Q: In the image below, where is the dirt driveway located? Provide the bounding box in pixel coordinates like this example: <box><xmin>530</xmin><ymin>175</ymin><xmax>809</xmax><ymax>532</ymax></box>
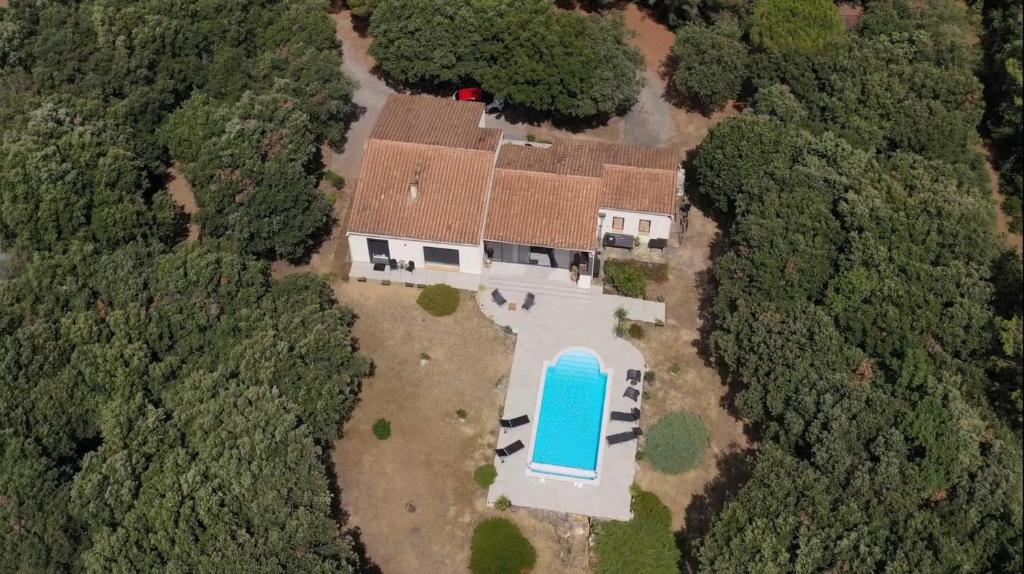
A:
<box><xmin>330</xmin><ymin>282</ymin><xmax>590</xmax><ymax>574</ymax></box>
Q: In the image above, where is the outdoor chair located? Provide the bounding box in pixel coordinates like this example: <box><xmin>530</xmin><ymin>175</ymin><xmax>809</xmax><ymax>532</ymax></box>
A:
<box><xmin>624</xmin><ymin>387</ymin><xmax>640</xmax><ymax>401</ymax></box>
<box><xmin>610</xmin><ymin>408</ymin><xmax>640</xmax><ymax>422</ymax></box>
<box><xmin>626</xmin><ymin>369</ymin><xmax>642</xmax><ymax>383</ymax></box>
<box><xmin>648</xmin><ymin>238</ymin><xmax>668</xmax><ymax>251</ymax></box>
<box><xmin>606</xmin><ymin>427</ymin><xmax>643</xmax><ymax>445</ymax></box>
<box><xmin>405</xmin><ymin>260</ymin><xmax>415</xmax><ymax>272</ymax></box>
<box><xmin>388</xmin><ymin>259</ymin><xmax>398</xmax><ymax>270</ymax></box>
<box><xmin>499</xmin><ymin>415</ymin><xmax>530</xmax><ymax>432</ymax></box>
<box><xmin>491</xmin><ymin>289</ymin><xmax>507</xmax><ymax>306</ymax></box>
<box><xmin>495</xmin><ymin>439</ymin><xmax>525</xmax><ymax>461</ymax></box>
<box><xmin>372</xmin><ymin>263</ymin><xmax>386</xmax><ymax>272</ymax></box>
<box><xmin>522</xmin><ymin>292</ymin><xmax>535</xmax><ymax>311</ymax></box>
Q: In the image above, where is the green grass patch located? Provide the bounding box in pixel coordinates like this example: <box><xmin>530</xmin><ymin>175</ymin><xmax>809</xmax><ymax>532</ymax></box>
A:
<box><xmin>470</xmin><ymin>517</ymin><xmax>536</xmax><ymax>574</ymax></box>
<box><xmin>372</xmin><ymin>418</ymin><xmax>391</xmax><ymax>440</ymax></box>
<box><xmin>594</xmin><ymin>489</ymin><xmax>680</xmax><ymax>574</ymax></box>
<box><xmin>645</xmin><ymin>411</ymin><xmax>710</xmax><ymax>474</ymax></box>
<box><xmin>416</xmin><ymin>284</ymin><xmax>460</xmax><ymax>316</ymax></box>
<box><xmin>474</xmin><ymin>463</ymin><xmax>497</xmax><ymax>488</ymax></box>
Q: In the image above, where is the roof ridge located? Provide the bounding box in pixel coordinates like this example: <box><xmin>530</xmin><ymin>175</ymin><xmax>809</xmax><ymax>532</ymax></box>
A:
<box><xmin>371</xmin><ymin>138</ymin><xmax>500</xmax><ymax>154</ymax></box>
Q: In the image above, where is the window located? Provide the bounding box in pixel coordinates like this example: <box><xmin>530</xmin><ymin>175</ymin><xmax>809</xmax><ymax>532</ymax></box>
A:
<box><xmin>423</xmin><ymin>246</ymin><xmax>460</xmax><ymax>267</ymax></box>
<box><xmin>638</xmin><ymin>219</ymin><xmax>651</xmax><ymax>234</ymax></box>
<box><xmin>612</xmin><ymin>216</ymin><xmax>624</xmax><ymax>231</ymax></box>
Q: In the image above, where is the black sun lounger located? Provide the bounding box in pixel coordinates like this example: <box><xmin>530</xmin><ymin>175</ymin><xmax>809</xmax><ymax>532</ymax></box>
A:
<box><xmin>522</xmin><ymin>292</ymin><xmax>535</xmax><ymax>311</ymax></box>
<box><xmin>606</xmin><ymin>427</ymin><xmax>643</xmax><ymax>445</ymax></box>
<box><xmin>495</xmin><ymin>440</ymin><xmax>525</xmax><ymax>461</ymax></box>
<box><xmin>492</xmin><ymin>289</ymin><xmax>507</xmax><ymax>306</ymax></box>
<box><xmin>624</xmin><ymin>386</ymin><xmax>640</xmax><ymax>401</ymax></box>
<box><xmin>499</xmin><ymin>415</ymin><xmax>530</xmax><ymax>432</ymax></box>
<box><xmin>610</xmin><ymin>408</ymin><xmax>640</xmax><ymax>422</ymax></box>
<box><xmin>626</xmin><ymin>369</ymin><xmax>642</xmax><ymax>383</ymax></box>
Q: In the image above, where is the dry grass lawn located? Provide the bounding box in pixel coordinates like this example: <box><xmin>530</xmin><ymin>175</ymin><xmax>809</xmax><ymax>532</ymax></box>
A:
<box><xmin>329</xmin><ymin>282</ymin><xmax>589</xmax><ymax>574</ymax></box>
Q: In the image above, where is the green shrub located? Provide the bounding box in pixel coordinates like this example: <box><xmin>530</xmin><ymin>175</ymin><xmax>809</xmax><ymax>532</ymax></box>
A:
<box><xmin>643</xmin><ymin>370</ymin><xmax>656</xmax><ymax>384</ymax></box>
<box><xmin>645</xmin><ymin>412</ymin><xmax>709</xmax><ymax>474</ymax></box>
<box><xmin>604</xmin><ymin>262</ymin><xmax>648</xmax><ymax>298</ymax></box>
<box><xmin>372</xmin><ymin>418</ymin><xmax>392</xmax><ymax>440</ymax></box>
<box><xmin>628</xmin><ymin>323</ymin><xmax>645</xmax><ymax>339</ymax></box>
<box><xmin>604</xmin><ymin>260</ymin><xmax>668</xmax><ymax>282</ymax></box>
<box><xmin>470</xmin><ymin>517</ymin><xmax>536</xmax><ymax>574</ymax></box>
<box><xmin>456</xmin><ymin>408</ymin><xmax>468</xmax><ymax>420</ymax></box>
<box><xmin>493</xmin><ymin>495</ymin><xmax>512</xmax><ymax>511</ymax></box>
<box><xmin>595</xmin><ymin>489</ymin><xmax>679</xmax><ymax>574</ymax></box>
<box><xmin>322</xmin><ymin>170</ymin><xmax>345</xmax><ymax>189</ymax></box>
<box><xmin>416</xmin><ymin>284</ymin><xmax>460</xmax><ymax>316</ymax></box>
<box><xmin>751</xmin><ymin>0</ymin><xmax>846</xmax><ymax>55</ymax></box>
<box><xmin>474</xmin><ymin>464</ymin><xmax>497</xmax><ymax>488</ymax></box>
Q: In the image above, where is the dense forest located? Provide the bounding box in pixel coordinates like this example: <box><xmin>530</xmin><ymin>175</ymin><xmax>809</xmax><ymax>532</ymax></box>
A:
<box><xmin>0</xmin><ymin>1</ymin><xmax>370</xmax><ymax>571</ymax></box>
<box><xmin>1</xmin><ymin>0</ymin><xmax>1022</xmax><ymax>572</ymax></box>
<box><xmin>684</xmin><ymin>0</ymin><xmax>1023</xmax><ymax>571</ymax></box>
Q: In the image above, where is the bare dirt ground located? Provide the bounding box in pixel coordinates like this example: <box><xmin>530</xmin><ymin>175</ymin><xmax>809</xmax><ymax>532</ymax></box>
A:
<box><xmin>166</xmin><ymin>164</ymin><xmax>199</xmax><ymax>243</ymax></box>
<box><xmin>329</xmin><ymin>282</ymin><xmax>588</xmax><ymax>574</ymax></box>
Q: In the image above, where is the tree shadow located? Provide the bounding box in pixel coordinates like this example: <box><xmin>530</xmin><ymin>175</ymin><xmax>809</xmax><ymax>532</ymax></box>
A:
<box><xmin>675</xmin><ymin>446</ymin><xmax>754</xmax><ymax>573</ymax></box>
<box><xmin>323</xmin><ymin>449</ymin><xmax>383</xmax><ymax>574</ymax></box>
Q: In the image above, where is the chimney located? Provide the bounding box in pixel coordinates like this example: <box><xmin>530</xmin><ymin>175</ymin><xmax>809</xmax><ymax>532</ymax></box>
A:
<box><xmin>409</xmin><ymin>177</ymin><xmax>419</xmax><ymax>202</ymax></box>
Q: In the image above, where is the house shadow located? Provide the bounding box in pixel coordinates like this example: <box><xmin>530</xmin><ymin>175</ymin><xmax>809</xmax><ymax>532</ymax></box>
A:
<box><xmin>675</xmin><ymin>446</ymin><xmax>754</xmax><ymax>573</ymax></box>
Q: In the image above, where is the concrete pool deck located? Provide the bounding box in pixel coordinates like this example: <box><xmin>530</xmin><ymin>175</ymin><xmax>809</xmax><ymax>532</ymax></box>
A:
<box><xmin>479</xmin><ymin>275</ymin><xmax>664</xmax><ymax>521</ymax></box>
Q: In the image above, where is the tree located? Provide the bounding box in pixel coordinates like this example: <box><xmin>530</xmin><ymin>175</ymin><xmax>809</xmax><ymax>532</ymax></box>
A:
<box><xmin>670</xmin><ymin>19</ymin><xmax>749</xmax><ymax>112</ymax></box>
<box><xmin>0</xmin><ymin>104</ymin><xmax>180</xmax><ymax>251</ymax></box>
<box><xmin>750</xmin><ymin>0</ymin><xmax>846</xmax><ymax>55</ymax></box>
<box><xmin>369</xmin><ymin>0</ymin><xmax>643</xmax><ymax>118</ymax></box>
<box><xmin>164</xmin><ymin>91</ymin><xmax>333</xmax><ymax>261</ymax></box>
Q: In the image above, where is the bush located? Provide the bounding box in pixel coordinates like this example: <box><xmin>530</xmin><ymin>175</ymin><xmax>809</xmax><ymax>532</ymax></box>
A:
<box><xmin>416</xmin><ymin>284</ymin><xmax>460</xmax><ymax>316</ymax></box>
<box><xmin>372</xmin><ymin>418</ymin><xmax>392</xmax><ymax>440</ymax></box>
<box><xmin>322</xmin><ymin>170</ymin><xmax>345</xmax><ymax>189</ymax></box>
<box><xmin>470</xmin><ymin>518</ymin><xmax>536</xmax><ymax>574</ymax></box>
<box><xmin>671</xmin><ymin>20</ymin><xmax>749</xmax><ymax>112</ymax></box>
<box><xmin>751</xmin><ymin>0</ymin><xmax>846</xmax><ymax>55</ymax></box>
<box><xmin>493</xmin><ymin>495</ymin><xmax>512</xmax><ymax>511</ymax></box>
<box><xmin>628</xmin><ymin>323</ymin><xmax>645</xmax><ymax>339</ymax></box>
<box><xmin>474</xmin><ymin>464</ymin><xmax>497</xmax><ymax>488</ymax></box>
<box><xmin>595</xmin><ymin>489</ymin><xmax>679</xmax><ymax>574</ymax></box>
<box><xmin>605</xmin><ymin>263</ymin><xmax>647</xmax><ymax>299</ymax></box>
<box><xmin>645</xmin><ymin>412</ymin><xmax>709</xmax><ymax>474</ymax></box>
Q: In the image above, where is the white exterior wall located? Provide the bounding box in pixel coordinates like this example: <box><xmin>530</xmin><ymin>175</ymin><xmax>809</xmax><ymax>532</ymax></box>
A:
<box><xmin>597</xmin><ymin>209</ymin><xmax>673</xmax><ymax>240</ymax></box>
<box><xmin>348</xmin><ymin>233</ymin><xmax>484</xmax><ymax>275</ymax></box>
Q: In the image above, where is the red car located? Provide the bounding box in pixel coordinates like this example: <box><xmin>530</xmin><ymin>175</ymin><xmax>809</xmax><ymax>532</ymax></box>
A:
<box><xmin>453</xmin><ymin>87</ymin><xmax>485</xmax><ymax>102</ymax></box>
<box><xmin>452</xmin><ymin>88</ymin><xmax>505</xmax><ymax>113</ymax></box>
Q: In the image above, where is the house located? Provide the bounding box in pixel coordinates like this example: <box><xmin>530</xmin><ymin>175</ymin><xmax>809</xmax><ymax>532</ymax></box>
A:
<box><xmin>347</xmin><ymin>95</ymin><xmax>682</xmax><ymax>289</ymax></box>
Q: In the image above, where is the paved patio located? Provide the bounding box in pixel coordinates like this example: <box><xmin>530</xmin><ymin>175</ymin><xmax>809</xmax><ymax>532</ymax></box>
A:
<box><xmin>479</xmin><ymin>267</ymin><xmax>665</xmax><ymax>520</ymax></box>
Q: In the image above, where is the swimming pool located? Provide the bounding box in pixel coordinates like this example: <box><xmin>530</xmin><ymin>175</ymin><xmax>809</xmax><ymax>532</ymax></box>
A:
<box><xmin>528</xmin><ymin>348</ymin><xmax>610</xmax><ymax>480</ymax></box>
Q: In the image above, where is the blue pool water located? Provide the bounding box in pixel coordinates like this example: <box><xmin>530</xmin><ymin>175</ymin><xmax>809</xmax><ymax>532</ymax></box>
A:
<box><xmin>531</xmin><ymin>349</ymin><xmax>608</xmax><ymax>473</ymax></box>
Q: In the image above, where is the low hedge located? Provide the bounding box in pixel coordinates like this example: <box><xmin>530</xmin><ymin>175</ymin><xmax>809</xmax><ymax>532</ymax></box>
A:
<box><xmin>470</xmin><ymin>518</ymin><xmax>536</xmax><ymax>574</ymax></box>
<box><xmin>416</xmin><ymin>284</ymin><xmax>460</xmax><ymax>316</ymax></box>
<box><xmin>604</xmin><ymin>262</ymin><xmax>647</xmax><ymax>298</ymax></box>
<box><xmin>645</xmin><ymin>411</ymin><xmax>710</xmax><ymax>474</ymax></box>
<box><xmin>474</xmin><ymin>464</ymin><xmax>497</xmax><ymax>489</ymax></box>
<box><xmin>594</xmin><ymin>489</ymin><xmax>680</xmax><ymax>574</ymax></box>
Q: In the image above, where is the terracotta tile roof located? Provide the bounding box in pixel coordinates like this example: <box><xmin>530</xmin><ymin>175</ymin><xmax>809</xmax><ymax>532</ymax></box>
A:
<box><xmin>483</xmin><ymin>170</ymin><xmax>602</xmax><ymax>251</ymax></box>
<box><xmin>497</xmin><ymin>138</ymin><xmax>678</xmax><ymax>177</ymax></box>
<box><xmin>601</xmin><ymin>166</ymin><xmax>678</xmax><ymax>214</ymax></box>
<box><xmin>496</xmin><ymin>138</ymin><xmax>678</xmax><ymax>215</ymax></box>
<box><xmin>371</xmin><ymin>94</ymin><xmax>501</xmax><ymax>151</ymax></box>
<box><xmin>348</xmin><ymin>139</ymin><xmax>497</xmax><ymax>244</ymax></box>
